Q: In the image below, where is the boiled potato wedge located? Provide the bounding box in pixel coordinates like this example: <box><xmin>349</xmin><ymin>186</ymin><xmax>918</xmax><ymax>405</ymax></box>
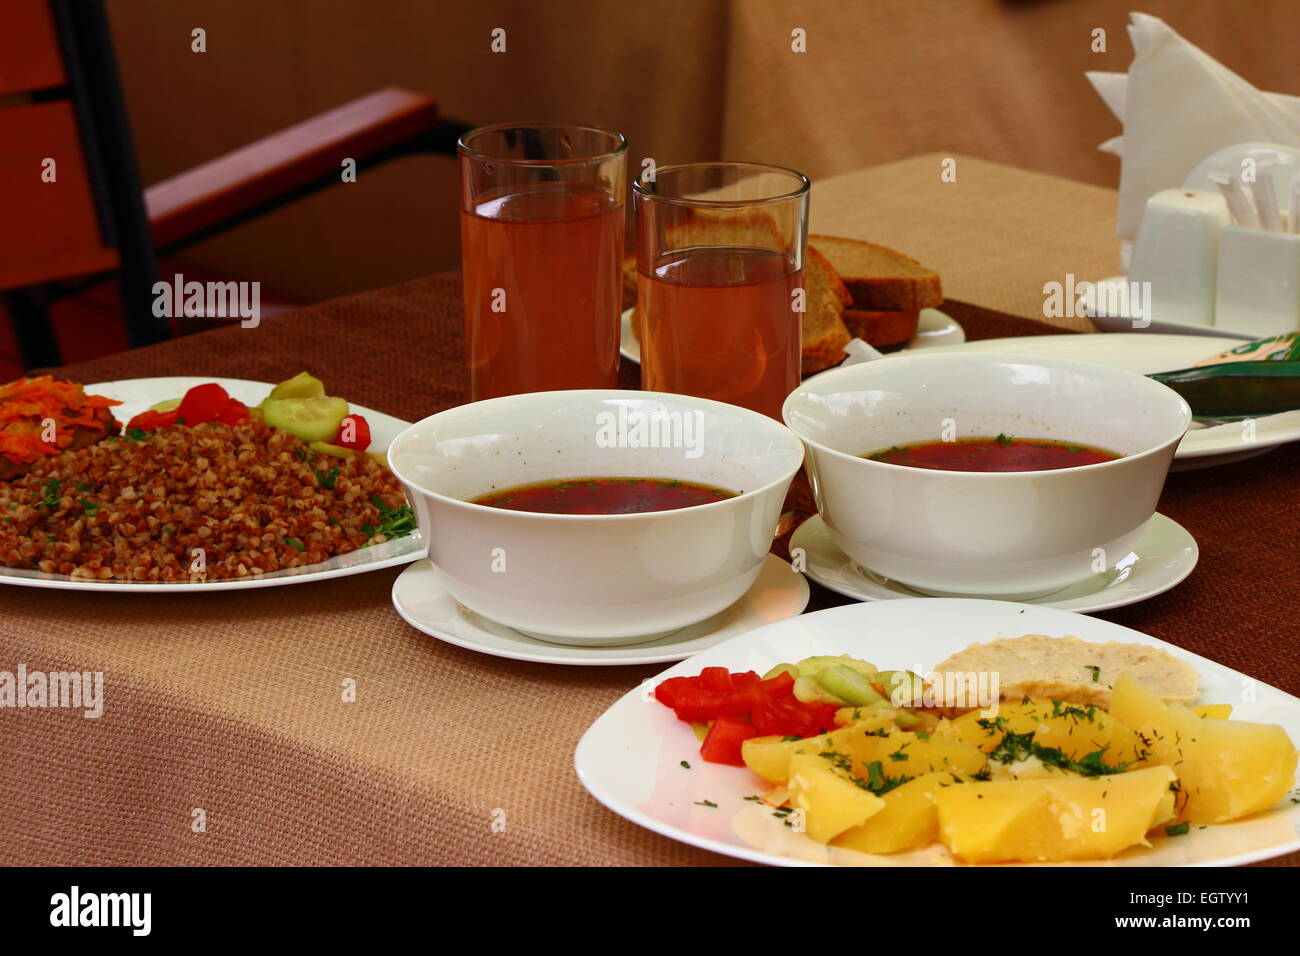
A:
<box><xmin>833</xmin><ymin>772</ymin><xmax>947</xmax><ymax>855</ymax></box>
<box><xmin>843</xmin><ymin>730</ymin><xmax>988</xmax><ymax>780</ymax></box>
<box><xmin>787</xmin><ymin>752</ymin><xmax>884</xmax><ymax>843</ymax></box>
<box><xmin>935</xmin><ymin>765</ymin><xmax>1177</xmax><ymax>863</ymax></box>
<box><xmin>940</xmin><ymin>697</ymin><xmax>1147</xmax><ymax>768</ymax></box>
<box><xmin>1110</xmin><ymin>671</ymin><xmax>1298</xmax><ymax>824</ymax></box>
<box><xmin>742</xmin><ymin>714</ymin><xmax>896</xmax><ymax>783</ymax></box>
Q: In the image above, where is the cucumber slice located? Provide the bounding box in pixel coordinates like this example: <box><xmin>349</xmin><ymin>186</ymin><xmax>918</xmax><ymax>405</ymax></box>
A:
<box><xmin>814</xmin><ymin>665</ymin><xmax>886</xmax><ymax>706</ymax></box>
<box><xmin>149</xmin><ymin>398</ymin><xmax>181</xmax><ymax>413</ymax></box>
<box><xmin>266</xmin><ymin>371</ymin><xmax>326</xmax><ymax>402</ymax></box>
<box><xmin>794</xmin><ymin>655</ymin><xmax>876</xmax><ymax>677</ymax></box>
<box><xmin>793</xmin><ymin>675</ymin><xmax>847</xmax><ymax>705</ymax></box>
<box><xmin>762</xmin><ymin>663</ymin><xmax>800</xmax><ymax>681</ymax></box>
<box><xmin>309</xmin><ymin>440</ymin><xmax>360</xmax><ymax>460</ymax></box>
<box><xmin>875</xmin><ymin>670</ymin><xmax>925</xmax><ymax>707</ymax></box>
<box><xmin>857</xmin><ymin>699</ymin><xmax>925</xmax><ymax>729</ymax></box>
<box><xmin>261</xmin><ymin>396</ymin><xmax>349</xmax><ymax>443</ymax></box>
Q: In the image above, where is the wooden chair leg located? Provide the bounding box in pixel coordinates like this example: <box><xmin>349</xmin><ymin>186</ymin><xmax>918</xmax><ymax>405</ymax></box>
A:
<box><xmin>5</xmin><ymin>287</ymin><xmax>62</xmax><ymax>371</ymax></box>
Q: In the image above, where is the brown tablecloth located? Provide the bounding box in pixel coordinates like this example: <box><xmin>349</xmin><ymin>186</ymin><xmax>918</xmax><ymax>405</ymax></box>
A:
<box><xmin>1</xmin><ymin>271</ymin><xmax>1296</xmax><ymax>866</ymax></box>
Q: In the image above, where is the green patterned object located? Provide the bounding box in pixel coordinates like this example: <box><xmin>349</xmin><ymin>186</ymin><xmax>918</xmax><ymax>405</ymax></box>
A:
<box><xmin>1149</xmin><ymin>334</ymin><xmax>1300</xmax><ymax>418</ymax></box>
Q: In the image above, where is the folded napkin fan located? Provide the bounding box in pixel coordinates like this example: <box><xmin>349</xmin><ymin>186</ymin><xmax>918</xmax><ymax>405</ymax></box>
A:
<box><xmin>1087</xmin><ymin>12</ymin><xmax>1300</xmax><ymax>242</ymax></box>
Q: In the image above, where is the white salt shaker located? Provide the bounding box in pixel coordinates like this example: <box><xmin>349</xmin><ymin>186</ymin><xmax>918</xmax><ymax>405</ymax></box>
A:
<box><xmin>1127</xmin><ymin>188</ymin><xmax>1228</xmax><ymax>327</ymax></box>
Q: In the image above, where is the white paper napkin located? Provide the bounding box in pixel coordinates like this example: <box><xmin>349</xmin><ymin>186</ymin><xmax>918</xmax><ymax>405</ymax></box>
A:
<box><xmin>1086</xmin><ymin>12</ymin><xmax>1300</xmax><ymax>241</ymax></box>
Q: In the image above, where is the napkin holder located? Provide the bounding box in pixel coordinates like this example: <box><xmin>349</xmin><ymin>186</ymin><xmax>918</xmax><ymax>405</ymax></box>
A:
<box><xmin>1215</xmin><ymin>225</ymin><xmax>1300</xmax><ymax>336</ymax></box>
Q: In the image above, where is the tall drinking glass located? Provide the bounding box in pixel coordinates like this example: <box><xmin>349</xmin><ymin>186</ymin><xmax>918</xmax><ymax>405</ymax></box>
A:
<box><xmin>459</xmin><ymin>123</ymin><xmax>627</xmax><ymax>401</ymax></box>
<box><xmin>633</xmin><ymin>162</ymin><xmax>809</xmax><ymax>419</ymax></box>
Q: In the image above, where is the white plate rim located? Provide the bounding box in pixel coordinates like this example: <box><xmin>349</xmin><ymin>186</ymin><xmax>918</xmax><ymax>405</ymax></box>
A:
<box><xmin>574</xmin><ymin>598</ymin><xmax>1300</xmax><ymax>867</ymax></box>
<box><xmin>789</xmin><ymin>512</ymin><xmax>1198</xmax><ymax>614</ymax></box>
<box><xmin>0</xmin><ymin>376</ymin><xmax>423</xmax><ymax>592</ymax></box>
<box><xmin>390</xmin><ymin>552</ymin><xmax>810</xmax><ymax>666</ymax></box>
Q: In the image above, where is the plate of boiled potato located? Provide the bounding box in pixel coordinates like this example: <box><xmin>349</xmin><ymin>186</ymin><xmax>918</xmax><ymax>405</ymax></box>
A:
<box><xmin>575</xmin><ymin>599</ymin><xmax>1300</xmax><ymax>866</ymax></box>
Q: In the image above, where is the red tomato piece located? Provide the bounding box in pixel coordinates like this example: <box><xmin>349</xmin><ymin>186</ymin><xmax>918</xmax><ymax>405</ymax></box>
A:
<box><xmin>176</xmin><ymin>383</ymin><xmax>231</xmax><ymax>425</ymax></box>
<box><xmin>214</xmin><ymin>397</ymin><xmax>250</xmax><ymax>426</ymax></box>
<box><xmin>670</xmin><ymin>689</ymin><xmax>731</xmax><ymax>723</ymax></box>
<box><xmin>332</xmin><ymin>413</ymin><xmax>372</xmax><ymax>451</ymax></box>
<box><xmin>698</xmin><ymin>667</ymin><xmax>733</xmax><ymax>692</ymax></box>
<box><xmin>654</xmin><ymin>676</ymin><xmax>695</xmax><ymax>709</ymax></box>
<box><xmin>125</xmin><ymin>408</ymin><xmax>180</xmax><ymax>432</ymax></box>
<box><xmin>699</xmin><ymin>716</ymin><xmax>759</xmax><ymax>766</ymax></box>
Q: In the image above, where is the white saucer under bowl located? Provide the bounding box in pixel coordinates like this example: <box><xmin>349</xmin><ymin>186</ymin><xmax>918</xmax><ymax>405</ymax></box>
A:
<box><xmin>789</xmin><ymin>513</ymin><xmax>1197</xmax><ymax>614</ymax></box>
<box><xmin>391</xmin><ymin>553</ymin><xmax>810</xmax><ymax>666</ymax></box>
<box><xmin>618</xmin><ymin>307</ymin><xmax>964</xmax><ymax>365</ymax></box>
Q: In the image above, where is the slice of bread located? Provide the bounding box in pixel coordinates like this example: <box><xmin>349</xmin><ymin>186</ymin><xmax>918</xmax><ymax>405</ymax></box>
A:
<box><xmin>810</xmin><ymin>234</ymin><xmax>943</xmax><ymax>312</ymax></box>
<box><xmin>840</xmin><ymin>308</ymin><xmax>920</xmax><ymax>348</ymax></box>
<box><xmin>801</xmin><ymin>245</ymin><xmax>852</xmax><ymax>374</ymax></box>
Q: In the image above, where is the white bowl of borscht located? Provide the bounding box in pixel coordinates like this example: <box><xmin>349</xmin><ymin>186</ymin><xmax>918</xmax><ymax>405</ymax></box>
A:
<box><xmin>387</xmin><ymin>390</ymin><xmax>804</xmax><ymax>645</ymax></box>
<box><xmin>782</xmin><ymin>352</ymin><xmax>1191</xmax><ymax>599</ymax></box>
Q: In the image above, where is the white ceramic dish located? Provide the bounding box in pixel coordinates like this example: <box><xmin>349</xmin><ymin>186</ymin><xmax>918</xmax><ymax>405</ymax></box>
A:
<box><xmin>783</xmin><ymin>352</ymin><xmax>1191</xmax><ymax>599</ymax></box>
<box><xmin>575</xmin><ymin>599</ymin><xmax>1300</xmax><ymax>867</ymax></box>
<box><xmin>913</xmin><ymin>333</ymin><xmax>1300</xmax><ymax>465</ymax></box>
<box><xmin>790</xmin><ymin>512</ymin><xmax>1198</xmax><ymax>613</ymax></box>
<box><xmin>618</xmin><ymin>307</ymin><xmax>964</xmax><ymax>365</ymax></box>
<box><xmin>387</xmin><ymin>390</ymin><xmax>804</xmax><ymax>645</ymax></box>
<box><xmin>1085</xmin><ymin>276</ymin><xmax>1262</xmax><ymax>338</ymax></box>
<box><xmin>0</xmin><ymin>376</ymin><xmax>422</xmax><ymax>593</ymax></box>
<box><xmin>391</xmin><ymin>553</ymin><xmax>808</xmax><ymax>666</ymax></box>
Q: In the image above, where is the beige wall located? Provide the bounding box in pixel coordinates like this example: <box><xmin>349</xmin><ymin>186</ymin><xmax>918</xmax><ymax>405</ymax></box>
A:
<box><xmin>106</xmin><ymin>0</ymin><xmax>729</xmax><ymax>301</ymax></box>
<box><xmin>106</xmin><ymin>0</ymin><xmax>1300</xmax><ymax>302</ymax></box>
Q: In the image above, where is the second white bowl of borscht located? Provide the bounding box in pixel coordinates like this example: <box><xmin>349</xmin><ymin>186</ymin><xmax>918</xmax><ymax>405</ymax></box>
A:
<box><xmin>782</xmin><ymin>352</ymin><xmax>1192</xmax><ymax>599</ymax></box>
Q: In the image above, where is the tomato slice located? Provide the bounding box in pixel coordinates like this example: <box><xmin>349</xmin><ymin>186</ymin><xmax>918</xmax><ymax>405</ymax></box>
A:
<box><xmin>332</xmin><ymin>413</ymin><xmax>372</xmax><ymax>451</ymax></box>
<box><xmin>214</xmin><ymin>397</ymin><xmax>250</xmax><ymax>426</ymax></box>
<box><xmin>125</xmin><ymin>408</ymin><xmax>180</xmax><ymax>432</ymax></box>
<box><xmin>669</xmin><ymin>689</ymin><xmax>732</xmax><ymax>723</ymax></box>
<box><xmin>699</xmin><ymin>716</ymin><xmax>759</xmax><ymax>766</ymax></box>
<box><xmin>176</xmin><ymin>383</ymin><xmax>231</xmax><ymax>425</ymax></box>
<box><xmin>698</xmin><ymin>667</ymin><xmax>733</xmax><ymax>692</ymax></box>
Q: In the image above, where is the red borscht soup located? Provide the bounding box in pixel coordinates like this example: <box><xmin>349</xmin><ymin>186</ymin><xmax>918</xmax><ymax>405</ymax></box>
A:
<box><xmin>472</xmin><ymin>477</ymin><xmax>737</xmax><ymax>514</ymax></box>
<box><xmin>866</xmin><ymin>435</ymin><xmax>1120</xmax><ymax>472</ymax></box>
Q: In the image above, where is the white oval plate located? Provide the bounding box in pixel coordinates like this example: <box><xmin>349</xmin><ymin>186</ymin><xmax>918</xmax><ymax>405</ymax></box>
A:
<box><xmin>575</xmin><ymin>599</ymin><xmax>1300</xmax><ymax>867</ymax></box>
<box><xmin>790</xmin><ymin>512</ymin><xmax>1197</xmax><ymax>614</ymax></box>
<box><xmin>619</xmin><ymin>307</ymin><xmax>964</xmax><ymax>365</ymax></box>
<box><xmin>914</xmin><ymin>333</ymin><xmax>1300</xmax><ymax>462</ymax></box>
<box><xmin>0</xmin><ymin>376</ymin><xmax>422</xmax><ymax>592</ymax></box>
<box><xmin>392</xmin><ymin>553</ymin><xmax>809</xmax><ymax>666</ymax></box>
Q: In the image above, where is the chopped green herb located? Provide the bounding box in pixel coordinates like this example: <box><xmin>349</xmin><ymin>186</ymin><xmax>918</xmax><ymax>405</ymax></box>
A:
<box><xmin>694</xmin><ymin>799</ymin><xmax>717</xmax><ymax>809</ymax></box>
<box><xmin>39</xmin><ymin>478</ymin><xmax>62</xmax><ymax>508</ymax></box>
<box><xmin>1165</xmin><ymin>821</ymin><xmax>1190</xmax><ymax>837</ymax></box>
<box><xmin>1088</xmin><ymin>665</ymin><xmax>1101</xmax><ymax>682</ymax></box>
<box><xmin>79</xmin><ymin>499</ymin><xmax>100</xmax><ymax>518</ymax></box>
<box><xmin>361</xmin><ymin>499</ymin><xmax>416</xmax><ymax>543</ymax></box>
<box><xmin>284</xmin><ymin>536</ymin><xmax>306</xmax><ymax>552</ymax></box>
<box><xmin>75</xmin><ymin>482</ymin><xmax>91</xmax><ymax>492</ymax></box>
<box><xmin>123</xmin><ymin>426</ymin><xmax>149</xmax><ymax>442</ymax></box>
<box><xmin>314</xmin><ymin>465</ymin><xmax>340</xmax><ymax>490</ymax></box>
<box><xmin>679</xmin><ymin>760</ymin><xmax>691</xmax><ymax>770</ymax></box>
<box><xmin>995</xmin><ymin>433</ymin><xmax>1013</xmax><ymax>446</ymax></box>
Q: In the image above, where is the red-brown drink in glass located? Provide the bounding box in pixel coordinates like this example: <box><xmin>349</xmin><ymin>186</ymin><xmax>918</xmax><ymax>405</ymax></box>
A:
<box><xmin>638</xmin><ymin>245</ymin><xmax>802</xmax><ymax>420</ymax></box>
<box><xmin>461</xmin><ymin>183</ymin><xmax>622</xmax><ymax>400</ymax></box>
